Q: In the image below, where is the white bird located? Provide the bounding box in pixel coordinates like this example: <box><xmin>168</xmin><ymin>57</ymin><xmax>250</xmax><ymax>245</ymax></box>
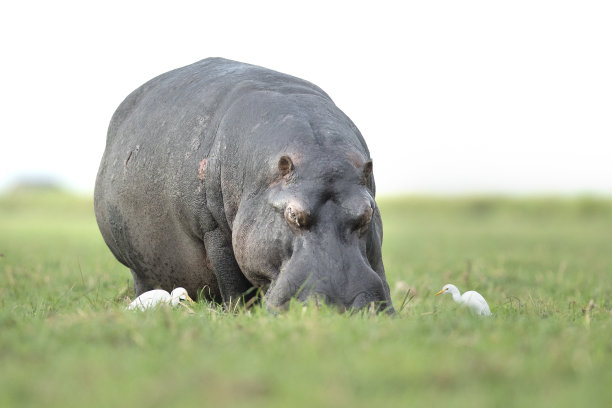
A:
<box><xmin>126</xmin><ymin>287</ymin><xmax>194</xmax><ymax>311</ymax></box>
<box><xmin>435</xmin><ymin>283</ymin><xmax>491</xmax><ymax>316</ymax></box>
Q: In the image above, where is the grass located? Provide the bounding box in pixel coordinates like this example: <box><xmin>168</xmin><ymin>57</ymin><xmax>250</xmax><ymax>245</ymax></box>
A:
<box><xmin>1</xmin><ymin>189</ymin><xmax>611</xmax><ymax>407</ymax></box>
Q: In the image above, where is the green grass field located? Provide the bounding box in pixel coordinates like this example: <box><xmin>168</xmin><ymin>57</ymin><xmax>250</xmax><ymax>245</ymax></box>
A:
<box><xmin>1</xmin><ymin>189</ymin><xmax>611</xmax><ymax>407</ymax></box>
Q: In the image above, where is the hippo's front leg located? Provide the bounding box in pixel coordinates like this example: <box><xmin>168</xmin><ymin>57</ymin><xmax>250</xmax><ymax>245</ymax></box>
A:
<box><xmin>203</xmin><ymin>228</ymin><xmax>254</xmax><ymax>306</ymax></box>
<box><xmin>130</xmin><ymin>269</ymin><xmax>154</xmax><ymax>296</ymax></box>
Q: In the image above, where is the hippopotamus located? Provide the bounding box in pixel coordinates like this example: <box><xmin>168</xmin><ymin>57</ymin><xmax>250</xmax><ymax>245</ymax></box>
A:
<box><xmin>94</xmin><ymin>57</ymin><xmax>394</xmax><ymax>312</ymax></box>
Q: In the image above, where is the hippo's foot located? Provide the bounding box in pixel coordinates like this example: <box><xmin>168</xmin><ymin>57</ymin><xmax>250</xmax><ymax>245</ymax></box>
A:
<box><xmin>203</xmin><ymin>229</ymin><xmax>255</xmax><ymax>309</ymax></box>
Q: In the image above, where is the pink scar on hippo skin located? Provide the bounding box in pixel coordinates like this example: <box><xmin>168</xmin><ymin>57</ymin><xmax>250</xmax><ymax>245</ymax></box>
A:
<box><xmin>198</xmin><ymin>158</ymin><xmax>208</xmax><ymax>180</ymax></box>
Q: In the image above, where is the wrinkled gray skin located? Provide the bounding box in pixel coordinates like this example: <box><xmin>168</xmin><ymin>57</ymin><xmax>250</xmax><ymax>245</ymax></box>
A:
<box><xmin>95</xmin><ymin>58</ymin><xmax>394</xmax><ymax>313</ymax></box>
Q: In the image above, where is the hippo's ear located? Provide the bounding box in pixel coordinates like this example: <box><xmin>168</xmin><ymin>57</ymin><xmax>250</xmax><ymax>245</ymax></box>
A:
<box><xmin>363</xmin><ymin>160</ymin><xmax>373</xmax><ymax>179</ymax></box>
<box><xmin>278</xmin><ymin>155</ymin><xmax>294</xmax><ymax>177</ymax></box>
<box><xmin>363</xmin><ymin>160</ymin><xmax>373</xmax><ymax>190</ymax></box>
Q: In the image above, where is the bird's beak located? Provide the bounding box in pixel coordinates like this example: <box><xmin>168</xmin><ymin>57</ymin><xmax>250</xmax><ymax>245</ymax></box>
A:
<box><xmin>185</xmin><ymin>295</ymin><xmax>195</xmax><ymax>304</ymax></box>
<box><xmin>435</xmin><ymin>289</ymin><xmax>445</xmax><ymax>296</ymax></box>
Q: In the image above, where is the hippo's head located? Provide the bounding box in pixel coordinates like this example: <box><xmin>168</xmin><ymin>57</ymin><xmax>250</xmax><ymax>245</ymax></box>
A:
<box><xmin>231</xmin><ymin>144</ymin><xmax>394</xmax><ymax>313</ymax></box>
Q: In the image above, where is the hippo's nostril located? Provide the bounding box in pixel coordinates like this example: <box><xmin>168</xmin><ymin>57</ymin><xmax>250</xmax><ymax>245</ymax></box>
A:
<box><xmin>349</xmin><ymin>291</ymin><xmax>392</xmax><ymax>314</ymax></box>
<box><xmin>350</xmin><ymin>292</ymin><xmax>382</xmax><ymax>311</ymax></box>
<box><xmin>350</xmin><ymin>292</ymin><xmax>367</xmax><ymax>310</ymax></box>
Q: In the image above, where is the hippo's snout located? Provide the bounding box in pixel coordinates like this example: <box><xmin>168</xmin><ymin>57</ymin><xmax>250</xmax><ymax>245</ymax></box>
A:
<box><xmin>264</xmin><ymin>260</ymin><xmax>394</xmax><ymax>314</ymax></box>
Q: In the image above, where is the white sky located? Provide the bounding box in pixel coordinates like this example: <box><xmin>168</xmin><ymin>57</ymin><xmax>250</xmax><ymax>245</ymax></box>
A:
<box><xmin>1</xmin><ymin>1</ymin><xmax>610</xmax><ymax>195</ymax></box>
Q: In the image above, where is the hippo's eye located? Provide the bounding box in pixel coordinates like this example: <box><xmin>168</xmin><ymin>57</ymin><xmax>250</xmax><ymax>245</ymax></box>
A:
<box><xmin>355</xmin><ymin>207</ymin><xmax>373</xmax><ymax>236</ymax></box>
<box><xmin>287</xmin><ymin>207</ymin><xmax>299</xmax><ymax>226</ymax></box>
<box><xmin>285</xmin><ymin>205</ymin><xmax>309</xmax><ymax>229</ymax></box>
